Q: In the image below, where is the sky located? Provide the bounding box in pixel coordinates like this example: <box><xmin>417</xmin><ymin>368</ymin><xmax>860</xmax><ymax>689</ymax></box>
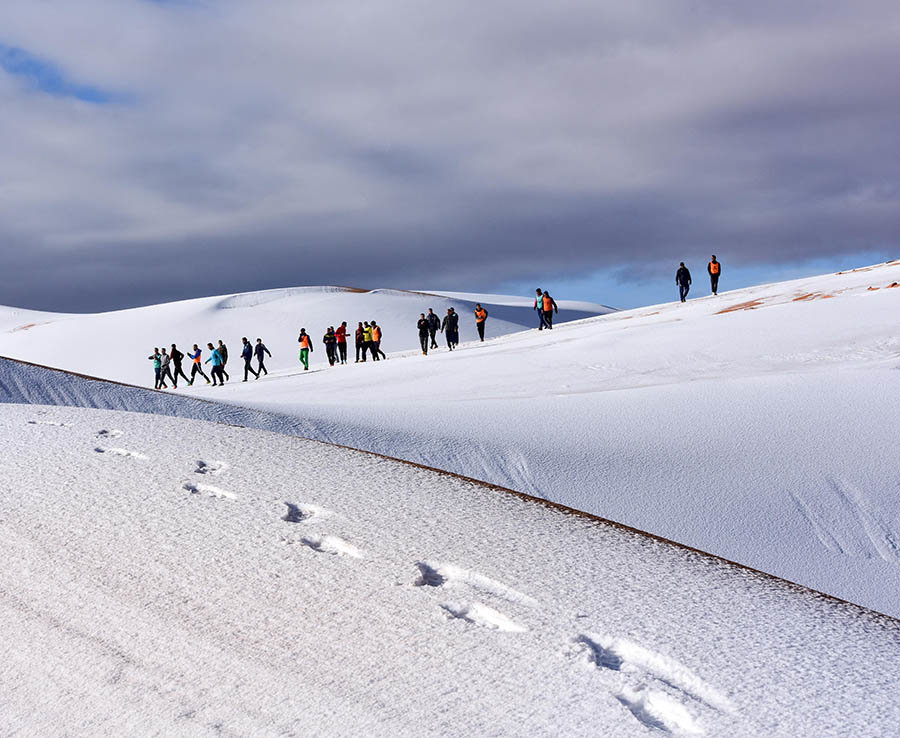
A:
<box><xmin>1</xmin><ymin>1</ymin><xmax>898</xmax><ymax>312</ymax></box>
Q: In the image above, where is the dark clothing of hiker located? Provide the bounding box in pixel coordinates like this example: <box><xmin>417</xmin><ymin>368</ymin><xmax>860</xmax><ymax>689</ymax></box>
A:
<box><xmin>708</xmin><ymin>260</ymin><xmax>721</xmax><ymax>295</ymax></box>
<box><xmin>241</xmin><ymin>343</ymin><xmax>259</xmax><ymax>381</ymax></box>
<box><xmin>427</xmin><ymin>313</ymin><xmax>440</xmax><ymax>348</ymax></box>
<box><xmin>355</xmin><ymin>326</ymin><xmax>366</xmax><ymax>362</ymax></box>
<box><xmin>442</xmin><ymin>312</ymin><xmax>460</xmax><ymax>349</ymax></box>
<box><xmin>255</xmin><ymin>342</ymin><xmax>271</xmax><ymax>375</ymax></box>
<box><xmin>159</xmin><ymin>353</ymin><xmax>175</xmax><ymax>388</ymax></box>
<box><xmin>217</xmin><ymin>344</ymin><xmax>230</xmax><ymax>381</ymax></box>
<box><xmin>418</xmin><ymin>318</ymin><xmax>430</xmax><ymax>354</ymax></box>
<box><xmin>676</xmin><ymin>266</ymin><xmax>692</xmax><ymax>302</ymax></box>
<box><xmin>171</xmin><ymin>348</ymin><xmax>190</xmax><ymax>385</ymax></box>
<box><xmin>323</xmin><ymin>332</ymin><xmax>338</xmax><ymax>366</ymax></box>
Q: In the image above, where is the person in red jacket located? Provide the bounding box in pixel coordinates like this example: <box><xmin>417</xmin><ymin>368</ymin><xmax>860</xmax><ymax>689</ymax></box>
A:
<box><xmin>335</xmin><ymin>321</ymin><xmax>348</xmax><ymax>364</ymax></box>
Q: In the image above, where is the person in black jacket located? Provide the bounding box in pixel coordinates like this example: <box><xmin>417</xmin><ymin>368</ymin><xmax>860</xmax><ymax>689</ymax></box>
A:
<box><xmin>676</xmin><ymin>262</ymin><xmax>692</xmax><ymax>302</ymax></box>
<box><xmin>708</xmin><ymin>255</ymin><xmax>722</xmax><ymax>295</ymax></box>
<box><xmin>426</xmin><ymin>308</ymin><xmax>441</xmax><ymax>349</ymax></box>
<box><xmin>441</xmin><ymin>308</ymin><xmax>459</xmax><ymax>350</ymax></box>
<box><xmin>170</xmin><ymin>344</ymin><xmax>190</xmax><ymax>387</ymax></box>
<box><xmin>417</xmin><ymin>313</ymin><xmax>430</xmax><ymax>354</ymax></box>
<box><xmin>217</xmin><ymin>340</ymin><xmax>230</xmax><ymax>381</ymax></box>
<box><xmin>355</xmin><ymin>322</ymin><xmax>366</xmax><ymax>362</ymax></box>
<box><xmin>241</xmin><ymin>337</ymin><xmax>259</xmax><ymax>381</ymax></box>
<box><xmin>323</xmin><ymin>327</ymin><xmax>338</xmax><ymax>366</ymax></box>
<box><xmin>254</xmin><ymin>338</ymin><xmax>272</xmax><ymax>377</ymax></box>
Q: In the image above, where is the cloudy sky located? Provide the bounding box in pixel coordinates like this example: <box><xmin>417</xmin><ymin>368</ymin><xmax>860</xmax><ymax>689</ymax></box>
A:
<box><xmin>1</xmin><ymin>1</ymin><xmax>898</xmax><ymax>311</ymax></box>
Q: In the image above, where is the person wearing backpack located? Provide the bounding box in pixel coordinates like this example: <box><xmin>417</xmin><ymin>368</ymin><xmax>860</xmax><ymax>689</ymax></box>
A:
<box><xmin>371</xmin><ymin>321</ymin><xmax>386</xmax><ymax>360</ymax></box>
<box><xmin>541</xmin><ymin>291</ymin><xmax>559</xmax><ymax>329</ymax></box>
<box><xmin>335</xmin><ymin>322</ymin><xmax>348</xmax><ymax>364</ymax></box>
<box><xmin>298</xmin><ymin>329</ymin><xmax>313</xmax><ymax>370</ymax></box>
<box><xmin>159</xmin><ymin>348</ymin><xmax>176</xmax><ymax>389</ymax></box>
<box><xmin>205</xmin><ymin>342</ymin><xmax>225</xmax><ymax>385</ymax></box>
<box><xmin>254</xmin><ymin>338</ymin><xmax>272</xmax><ymax>376</ymax></box>
<box><xmin>474</xmin><ymin>304</ymin><xmax>488</xmax><ymax>341</ymax></box>
<box><xmin>148</xmin><ymin>348</ymin><xmax>163</xmax><ymax>389</ymax></box>
<box><xmin>187</xmin><ymin>344</ymin><xmax>210</xmax><ymax>385</ymax></box>
<box><xmin>241</xmin><ymin>337</ymin><xmax>259</xmax><ymax>381</ymax></box>
<box><xmin>417</xmin><ymin>313</ymin><xmax>431</xmax><ymax>355</ymax></box>
<box><xmin>441</xmin><ymin>308</ymin><xmax>459</xmax><ymax>349</ymax></box>
<box><xmin>323</xmin><ymin>327</ymin><xmax>338</xmax><ymax>366</ymax></box>
<box><xmin>708</xmin><ymin>255</ymin><xmax>722</xmax><ymax>295</ymax></box>
<box><xmin>426</xmin><ymin>308</ymin><xmax>441</xmax><ymax>349</ymax></box>
<box><xmin>676</xmin><ymin>262</ymin><xmax>692</xmax><ymax>303</ymax></box>
<box><xmin>170</xmin><ymin>344</ymin><xmax>190</xmax><ymax>387</ymax></box>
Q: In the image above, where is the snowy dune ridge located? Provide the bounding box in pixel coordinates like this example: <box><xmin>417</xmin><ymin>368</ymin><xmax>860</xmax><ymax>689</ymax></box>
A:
<box><xmin>2</xmin><ymin>402</ymin><xmax>899</xmax><ymax>737</ymax></box>
<box><xmin>0</xmin><ymin>286</ymin><xmax>612</xmax><ymax>386</ymax></box>
<box><xmin>2</xmin><ymin>263</ymin><xmax>900</xmax><ymax>617</ymax></box>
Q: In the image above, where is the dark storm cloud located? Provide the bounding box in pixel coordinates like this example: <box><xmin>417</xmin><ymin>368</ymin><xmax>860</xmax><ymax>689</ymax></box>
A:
<box><xmin>0</xmin><ymin>1</ymin><xmax>898</xmax><ymax>310</ymax></box>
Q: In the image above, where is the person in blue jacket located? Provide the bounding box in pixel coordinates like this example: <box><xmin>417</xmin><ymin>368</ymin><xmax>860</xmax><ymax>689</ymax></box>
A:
<box><xmin>148</xmin><ymin>348</ymin><xmax>163</xmax><ymax>389</ymax></box>
<box><xmin>241</xmin><ymin>337</ymin><xmax>259</xmax><ymax>381</ymax></box>
<box><xmin>205</xmin><ymin>342</ymin><xmax>225</xmax><ymax>386</ymax></box>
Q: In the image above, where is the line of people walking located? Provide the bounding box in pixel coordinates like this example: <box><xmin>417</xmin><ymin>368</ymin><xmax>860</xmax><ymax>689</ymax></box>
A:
<box><xmin>149</xmin><ymin>338</ymin><xmax>272</xmax><ymax>389</ymax></box>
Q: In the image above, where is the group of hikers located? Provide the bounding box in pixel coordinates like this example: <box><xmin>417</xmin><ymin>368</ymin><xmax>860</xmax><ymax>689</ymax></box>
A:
<box><xmin>146</xmin><ymin>266</ymin><xmax>724</xmax><ymax>388</ymax></box>
<box><xmin>148</xmin><ymin>337</ymin><xmax>272</xmax><ymax>389</ymax></box>
<box><xmin>676</xmin><ymin>256</ymin><xmax>722</xmax><ymax>302</ymax></box>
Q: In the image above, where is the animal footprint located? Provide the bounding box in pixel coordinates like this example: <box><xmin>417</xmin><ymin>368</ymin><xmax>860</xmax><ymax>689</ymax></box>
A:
<box><xmin>301</xmin><ymin>535</ymin><xmax>363</xmax><ymax>558</ymax></box>
<box><xmin>414</xmin><ymin>561</ymin><xmax>535</xmax><ymax>605</ymax></box>
<box><xmin>182</xmin><ymin>481</ymin><xmax>237</xmax><ymax>500</ymax></box>
<box><xmin>282</xmin><ymin>502</ymin><xmax>332</xmax><ymax>523</ymax></box>
<box><xmin>441</xmin><ymin>602</ymin><xmax>527</xmax><ymax>633</ymax></box>
<box><xmin>97</xmin><ymin>429</ymin><xmax>123</xmax><ymax>438</ymax></box>
<box><xmin>194</xmin><ymin>460</ymin><xmax>228</xmax><ymax>476</ymax></box>
<box><xmin>95</xmin><ymin>447</ymin><xmax>148</xmax><ymax>460</ymax></box>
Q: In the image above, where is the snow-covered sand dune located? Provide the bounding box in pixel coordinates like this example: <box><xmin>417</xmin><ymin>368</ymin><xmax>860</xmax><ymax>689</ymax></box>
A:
<box><xmin>2</xmin><ymin>263</ymin><xmax>900</xmax><ymax>617</ymax></box>
<box><xmin>2</xmin><ymin>402</ymin><xmax>898</xmax><ymax>737</ymax></box>
<box><xmin>0</xmin><ymin>286</ymin><xmax>611</xmax><ymax>386</ymax></box>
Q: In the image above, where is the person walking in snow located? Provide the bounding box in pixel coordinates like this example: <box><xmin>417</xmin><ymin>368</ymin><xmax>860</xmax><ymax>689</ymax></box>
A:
<box><xmin>335</xmin><ymin>322</ymin><xmax>348</xmax><ymax>364</ymax></box>
<box><xmin>540</xmin><ymin>291</ymin><xmax>559</xmax><ymax>329</ymax></box>
<box><xmin>355</xmin><ymin>322</ymin><xmax>367</xmax><ymax>362</ymax></box>
<box><xmin>323</xmin><ymin>327</ymin><xmax>338</xmax><ymax>366</ymax></box>
<box><xmin>298</xmin><ymin>328</ymin><xmax>313</xmax><ymax>371</ymax></box>
<box><xmin>474</xmin><ymin>304</ymin><xmax>488</xmax><ymax>341</ymax></box>
<box><xmin>170</xmin><ymin>344</ymin><xmax>190</xmax><ymax>387</ymax></box>
<box><xmin>159</xmin><ymin>348</ymin><xmax>175</xmax><ymax>389</ymax></box>
<box><xmin>441</xmin><ymin>307</ymin><xmax>459</xmax><ymax>349</ymax></box>
<box><xmin>371</xmin><ymin>321</ymin><xmax>386</xmax><ymax>360</ymax></box>
<box><xmin>676</xmin><ymin>262</ymin><xmax>692</xmax><ymax>303</ymax></box>
<box><xmin>708</xmin><ymin>255</ymin><xmax>722</xmax><ymax>296</ymax></box>
<box><xmin>534</xmin><ymin>289</ymin><xmax>548</xmax><ymax>330</ymax></box>
<box><xmin>417</xmin><ymin>313</ymin><xmax>430</xmax><ymax>355</ymax></box>
<box><xmin>148</xmin><ymin>348</ymin><xmax>163</xmax><ymax>389</ymax></box>
<box><xmin>362</xmin><ymin>321</ymin><xmax>374</xmax><ymax>361</ymax></box>
<box><xmin>205</xmin><ymin>342</ymin><xmax>225</xmax><ymax>385</ymax></box>
<box><xmin>217</xmin><ymin>340</ymin><xmax>230</xmax><ymax>381</ymax></box>
<box><xmin>426</xmin><ymin>308</ymin><xmax>441</xmax><ymax>349</ymax></box>
<box><xmin>188</xmin><ymin>344</ymin><xmax>210</xmax><ymax>385</ymax></box>
<box><xmin>241</xmin><ymin>337</ymin><xmax>259</xmax><ymax>381</ymax></box>
<box><xmin>255</xmin><ymin>338</ymin><xmax>272</xmax><ymax>376</ymax></box>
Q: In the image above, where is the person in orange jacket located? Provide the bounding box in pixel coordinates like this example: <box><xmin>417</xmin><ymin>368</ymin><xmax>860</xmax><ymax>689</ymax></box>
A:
<box><xmin>708</xmin><ymin>255</ymin><xmax>722</xmax><ymax>295</ymax></box>
<box><xmin>540</xmin><ymin>291</ymin><xmax>559</xmax><ymax>329</ymax></box>
<box><xmin>371</xmin><ymin>321</ymin><xmax>386</xmax><ymax>360</ymax></box>
<box><xmin>474</xmin><ymin>304</ymin><xmax>488</xmax><ymax>341</ymax></box>
<box><xmin>297</xmin><ymin>328</ymin><xmax>313</xmax><ymax>370</ymax></box>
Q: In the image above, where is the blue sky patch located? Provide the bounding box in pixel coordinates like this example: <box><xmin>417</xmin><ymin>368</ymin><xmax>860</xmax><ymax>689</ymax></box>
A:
<box><xmin>0</xmin><ymin>43</ymin><xmax>127</xmax><ymax>103</ymax></box>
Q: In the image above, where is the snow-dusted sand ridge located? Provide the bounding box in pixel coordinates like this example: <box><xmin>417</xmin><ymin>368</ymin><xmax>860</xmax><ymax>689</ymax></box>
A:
<box><xmin>2</xmin><ymin>403</ymin><xmax>898</xmax><ymax>737</ymax></box>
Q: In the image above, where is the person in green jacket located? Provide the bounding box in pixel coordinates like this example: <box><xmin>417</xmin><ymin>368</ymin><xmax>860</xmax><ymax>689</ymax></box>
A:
<box><xmin>148</xmin><ymin>348</ymin><xmax>163</xmax><ymax>389</ymax></box>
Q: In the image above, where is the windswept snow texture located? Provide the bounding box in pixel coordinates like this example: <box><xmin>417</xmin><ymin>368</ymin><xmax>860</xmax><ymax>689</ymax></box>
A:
<box><xmin>1</xmin><ymin>404</ymin><xmax>898</xmax><ymax>737</ymax></box>
<box><xmin>0</xmin><ymin>286</ymin><xmax>611</xmax><ymax>385</ymax></box>
<box><xmin>2</xmin><ymin>263</ymin><xmax>900</xmax><ymax>616</ymax></box>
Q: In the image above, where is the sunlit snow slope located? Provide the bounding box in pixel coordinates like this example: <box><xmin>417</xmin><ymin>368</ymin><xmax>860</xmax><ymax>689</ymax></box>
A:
<box><xmin>2</xmin><ymin>402</ymin><xmax>898</xmax><ymax>737</ymax></box>
<box><xmin>0</xmin><ymin>286</ymin><xmax>611</xmax><ymax>385</ymax></box>
<box><xmin>2</xmin><ymin>264</ymin><xmax>900</xmax><ymax>617</ymax></box>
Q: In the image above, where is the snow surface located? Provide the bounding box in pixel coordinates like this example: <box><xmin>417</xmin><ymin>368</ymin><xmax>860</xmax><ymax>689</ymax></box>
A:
<box><xmin>2</xmin><ymin>402</ymin><xmax>898</xmax><ymax>736</ymax></box>
<box><xmin>2</xmin><ymin>264</ymin><xmax>900</xmax><ymax>617</ymax></box>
